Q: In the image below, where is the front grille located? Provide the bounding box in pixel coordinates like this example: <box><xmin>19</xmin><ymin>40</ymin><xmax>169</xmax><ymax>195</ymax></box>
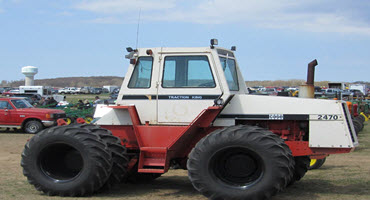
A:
<box><xmin>54</xmin><ymin>113</ymin><xmax>67</xmax><ymax>119</ymax></box>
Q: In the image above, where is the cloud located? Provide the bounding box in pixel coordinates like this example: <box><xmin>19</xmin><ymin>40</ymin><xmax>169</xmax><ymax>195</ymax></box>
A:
<box><xmin>57</xmin><ymin>11</ymin><xmax>74</xmax><ymax>17</ymax></box>
<box><xmin>0</xmin><ymin>0</ymin><xmax>3</xmax><ymax>13</ymax></box>
<box><xmin>75</xmin><ymin>0</ymin><xmax>176</xmax><ymax>14</ymax></box>
<box><xmin>73</xmin><ymin>0</ymin><xmax>370</xmax><ymax>35</ymax></box>
<box><xmin>86</xmin><ymin>16</ymin><xmax>123</xmax><ymax>24</ymax></box>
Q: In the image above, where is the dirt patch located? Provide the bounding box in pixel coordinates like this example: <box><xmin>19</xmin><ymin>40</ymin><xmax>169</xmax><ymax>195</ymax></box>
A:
<box><xmin>0</xmin><ymin>122</ymin><xmax>369</xmax><ymax>200</ymax></box>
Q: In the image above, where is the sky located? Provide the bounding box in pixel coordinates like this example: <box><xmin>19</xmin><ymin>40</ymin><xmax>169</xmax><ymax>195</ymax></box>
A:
<box><xmin>0</xmin><ymin>0</ymin><xmax>369</xmax><ymax>82</ymax></box>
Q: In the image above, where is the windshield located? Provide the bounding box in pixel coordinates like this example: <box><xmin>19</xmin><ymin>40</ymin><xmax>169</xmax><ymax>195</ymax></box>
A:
<box><xmin>11</xmin><ymin>99</ymin><xmax>33</xmax><ymax>108</ymax></box>
<box><xmin>219</xmin><ymin>57</ymin><xmax>239</xmax><ymax>91</ymax></box>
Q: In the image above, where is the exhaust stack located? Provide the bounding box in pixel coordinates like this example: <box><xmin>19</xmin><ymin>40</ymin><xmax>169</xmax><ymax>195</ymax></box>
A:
<box><xmin>299</xmin><ymin>59</ymin><xmax>318</xmax><ymax>98</ymax></box>
<box><xmin>307</xmin><ymin>59</ymin><xmax>318</xmax><ymax>85</ymax></box>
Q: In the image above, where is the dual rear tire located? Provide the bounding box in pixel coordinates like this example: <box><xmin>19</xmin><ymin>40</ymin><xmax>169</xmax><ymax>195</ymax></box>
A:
<box><xmin>21</xmin><ymin>125</ymin><xmax>128</xmax><ymax>196</ymax></box>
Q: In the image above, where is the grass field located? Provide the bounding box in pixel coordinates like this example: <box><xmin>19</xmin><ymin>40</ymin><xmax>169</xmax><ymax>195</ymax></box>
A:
<box><xmin>0</xmin><ymin>122</ymin><xmax>369</xmax><ymax>200</ymax></box>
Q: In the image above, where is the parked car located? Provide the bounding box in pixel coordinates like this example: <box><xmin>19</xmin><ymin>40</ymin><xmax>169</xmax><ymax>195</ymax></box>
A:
<box><xmin>102</xmin><ymin>88</ymin><xmax>110</xmax><ymax>93</ymax></box>
<box><xmin>111</xmin><ymin>88</ymin><xmax>120</xmax><ymax>94</ymax></box>
<box><xmin>80</xmin><ymin>87</ymin><xmax>92</xmax><ymax>94</ymax></box>
<box><xmin>314</xmin><ymin>86</ymin><xmax>324</xmax><ymax>98</ymax></box>
<box><xmin>75</xmin><ymin>88</ymin><xmax>82</xmax><ymax>94</ymax></box>
<box><xmin>323</xmin><ymin>88</ymin><xmax>341</xmax><ymax>98</ymax></box>
<box><xmin>51</xmin><ymin>88</ymin><xmax>59</xmax><ymax>94</ymax></box>
<box><xmin>341</xmin><ymin>90</ymin><xmax>352</xmax><ymax>97</ymax></box>
<box><xmin>342</xmin><ymin>89</ymin><xmax>364</xmax><ymax>97</ymax></box>
<box><xmin>2</xmin><ymin>89</ymin><xmax>20</xmax><ymax>96</ymax></box>
<box><xmin>0</xmin><ymin>97</ymin><xmax>66</xmax><ymax>133</ymax></box>
<box><xmin>265</xmin><ymin>88</ymin><xmax>277</xmax><ymax>96</ymax></box>
<box><xmin>110</xmin><ymin>93</ymin><xmax>118</xmax><ymax>100</ymax></box>
<box><xmin>90</xmin><ymin>88</ymin><xmax>102</xmax><ymax>94</ymax></box>
<box><xmin>58</xmin><ymin>87</ymin><xmax>76</xmax><ymax>94</ymax></box>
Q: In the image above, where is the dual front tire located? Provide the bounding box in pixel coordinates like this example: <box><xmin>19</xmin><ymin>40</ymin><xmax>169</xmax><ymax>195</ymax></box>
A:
<box><xmin>187</xmin><ymin>125</ymin><xmax>296</xmax><ymax>200</ymax></box>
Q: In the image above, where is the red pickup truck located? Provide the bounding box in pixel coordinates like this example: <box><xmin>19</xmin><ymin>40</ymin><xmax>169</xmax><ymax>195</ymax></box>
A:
<box><xmin>0</xmin><ymin>97</ymin><xmax>66</xmax><ymax>133</ymax></box>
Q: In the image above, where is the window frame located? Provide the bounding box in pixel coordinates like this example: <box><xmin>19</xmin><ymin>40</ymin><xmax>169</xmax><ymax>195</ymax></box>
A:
<box><xmin>7</xmin><ymin>101</ymin><xmax>14</xmax><ymax>109</ymax></box>
<box><xmin>0</xmin><ymin>101</ymin><xmax>10</xmax><ymax>110</ymax></box>
<box><xmin>10</xmin><ymin>99</ymin><xmax>32</xmax><ymax>109</ymax></box>
<box><xmin>127</xmin><ymin>56</ymin><xmax>154</xmax><ymax>89</ymax></box>
<box><xmin>219</xmin><ymin>56</ymin><xmax>240</xmax><ymax>91</ymax></box>
<box><xmin>161</xmin><ymin>55</ymin><xmax>217</xmax><ymax>89</ymax></box>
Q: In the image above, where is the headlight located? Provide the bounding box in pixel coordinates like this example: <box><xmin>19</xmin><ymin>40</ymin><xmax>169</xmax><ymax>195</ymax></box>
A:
<box><xmin>214</xmin><ymin>98</ymin><xmax>224</xmax><ymax>106</ymax></box>
<box><xmin>46</xmin><ymin>113</ymin><xmax>54</xmax><ymax>119</ymax></box>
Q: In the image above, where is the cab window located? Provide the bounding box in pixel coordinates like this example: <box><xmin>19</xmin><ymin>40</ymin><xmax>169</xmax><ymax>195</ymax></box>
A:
<box><xmin>128</xmin><ymin>57</ymin><xmax>153</xmax><ymax>88</ymax></box>
<box><xmin>162</xmin><ymin>56</ymin><xmax>215</xmax><ymax>88</ymax></box>
<box><xmin>0</xmin><ymin>101</ymin><xmax>12</xmax><ymax>109</ymax></box>
<box><xmin>219</xmin><ymin>57</ymin><xmax>239</xmax><ymax>91</ymax></box>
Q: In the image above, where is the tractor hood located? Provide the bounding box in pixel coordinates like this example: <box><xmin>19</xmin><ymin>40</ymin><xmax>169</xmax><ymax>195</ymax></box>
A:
<box><xmin>218</xmin><ymin>94</ymin><xmax>358</xmax><ymax>149</ymax></box>
<box><xmin>221</xmin><ymin>94</ymin><xmax>344</xmax><ymax>116</ymax></box>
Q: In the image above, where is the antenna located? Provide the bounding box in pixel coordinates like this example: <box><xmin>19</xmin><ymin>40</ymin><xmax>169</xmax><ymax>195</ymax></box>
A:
<box><xmin>135</xmin><ymin>8</ymin><xmax>141</xmax><ymax>49</ymax></box>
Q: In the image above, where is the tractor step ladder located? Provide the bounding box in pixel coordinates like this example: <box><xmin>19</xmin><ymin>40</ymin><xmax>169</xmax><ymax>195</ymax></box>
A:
<box><xmin>138</xmin><ymin>147</ymin><xmax>167</xmax><ymax>173</ymax></box>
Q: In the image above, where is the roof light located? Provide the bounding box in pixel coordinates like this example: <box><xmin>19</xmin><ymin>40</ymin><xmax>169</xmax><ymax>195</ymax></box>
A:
<box><xmin>126</xmin><ymin>47</ymin><xmax>133</xmax><ymax>52</ymax></box>
<box><xmin>146</xmin><ymin>49</ymin><xmax>153</xmax><ymax>55</ymax></box>
<box><xmin>210</xmin><ymin>39</ymin><xmax>218</xmax><ymax>49</ymax></box>
<box><xmin>130</xmin><ymin>59</ymin><xmax>136</xmax><ymax>65</ymax></box>
<box><xmin>231</xmin><ymin>46</ymin><xmax>236</xmax><ymax>51</ymax></box>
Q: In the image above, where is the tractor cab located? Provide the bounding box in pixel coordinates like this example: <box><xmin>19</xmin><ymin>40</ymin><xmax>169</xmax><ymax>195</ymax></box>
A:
<box><xmin>115</xmin><ymin>40</ymin><xmax>246</xmax><ymax>125</ymax></box>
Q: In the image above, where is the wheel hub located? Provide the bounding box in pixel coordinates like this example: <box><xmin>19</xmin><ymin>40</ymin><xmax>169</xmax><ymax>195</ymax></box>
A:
<box><xmin>225</xmin><ymin>154</ymin><xmax>257</xmax><ymax>178</ymax></box>
<box><xmin>210</xmin><ymin>147</ymin><xmax>263</xmax><ymax>187</ymax></box>
<box><xmin>38</xmin><ymin>143</ymin><xmax>83</xmax><ymax>181</ymax></box>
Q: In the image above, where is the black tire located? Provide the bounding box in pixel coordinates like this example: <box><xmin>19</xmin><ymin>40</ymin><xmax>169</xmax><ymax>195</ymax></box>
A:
<box><xmin>353</xmin><ymin>119</ymin><xmax>362</xmax><ymax>135</ymax></box>
<box><xmin>289</xmin><ymin>156</ymin><xmax>310</xmax><ymax>185</ymax></box>
<box><xmin>21</xmin><ymin>126</ymin><xmax>112</xmax><ymax>196</ymax></box>
<box><xmin>24</xmin><ymin>120</ymin><xmax>43</xmax><ymax>134</ymax></box>
<box><xmin>308</xmin><ymin>157</ymin><xmax>326</xmax><ymax>170</ymax></box>
<box><xmin>73</xmin><ymin>124</ymin><xmax>129</xmax><ymax>190</ymax></box>
<box><xmin>355</xmin><ymin>115</ymin><xmax>365</xmax><ymax>123</ymax></box>
<box><xmin>187</xmin><ymin>125</ymin><xmax>293</xmax><ymax>200</ymax></box>
<box><xmin>265</xmin><ymin>133</ymin><xmax>295</xmax><ymax>188</ymax></box>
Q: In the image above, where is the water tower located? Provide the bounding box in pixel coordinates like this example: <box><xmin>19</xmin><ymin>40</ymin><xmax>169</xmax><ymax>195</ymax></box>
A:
<box><xmin>21</xmin><ymin>66</ymin><xmax>38</xmax><ymax>86</ymax></box>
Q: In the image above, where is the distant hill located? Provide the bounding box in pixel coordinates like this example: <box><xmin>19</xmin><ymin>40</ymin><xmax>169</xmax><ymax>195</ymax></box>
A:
<box><xmin>1</xmin><ymin>76</ymin><xmax>368</xmax><ymax>88</ymax></box>
<box><xmin>246</xmin><ymin>80</ymin><xmax>329</xmax><ymax>87</ymax></box>
<box><xmin>246</xmin><ymin>80</ymin><xmax>369</xmax><ymax>87</ymax></box>
<box><xmin>1</xmin><ymin>76</ymin><xmax>124</xmax><ymax>88</ymax></box>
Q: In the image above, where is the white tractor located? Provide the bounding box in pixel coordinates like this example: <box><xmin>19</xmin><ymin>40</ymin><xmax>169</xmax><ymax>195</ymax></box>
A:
<box><xmin>22</xmin><ymin>39</ymin><xmax>358</xmax><ymax>200</ymax></box>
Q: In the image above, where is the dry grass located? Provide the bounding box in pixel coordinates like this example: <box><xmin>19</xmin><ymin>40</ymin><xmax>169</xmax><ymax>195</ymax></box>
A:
<box><xmin>0</xmin><ymin>122</ymin><xmax>369</xmax><ymax>200</ymax></box>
